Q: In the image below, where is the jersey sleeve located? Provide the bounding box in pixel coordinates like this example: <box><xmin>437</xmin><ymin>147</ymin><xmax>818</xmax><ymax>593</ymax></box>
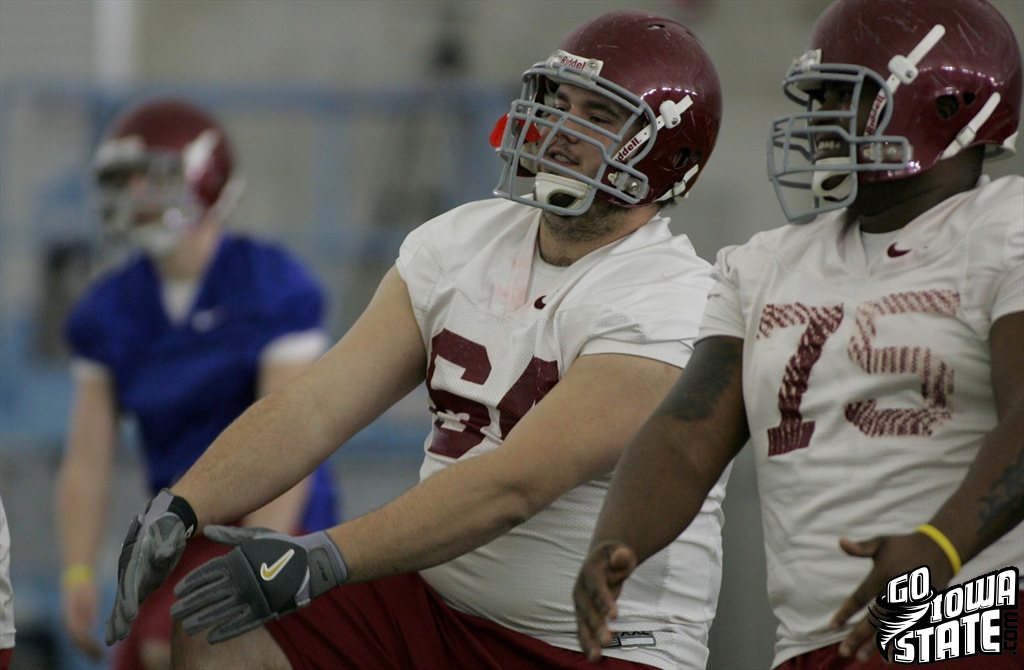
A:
<box><xmin>260</xmin><ymin>330</ymin><xmax>329</xmax><ymax>365</ymax></box>
<box><xmin>697</xmin><ymin>243</ymin><xmax>747</xmax><ymax>341</ymax></box>
<box><xmin>64</xmin><ymin>285</ymin><xmax>117</xmax><ymax>367</ymax></box>
<box><xmin>70</xmin><ymin>357</ymin><xmax>111</xmax><ymax>382</ymax></box>
<box><xmin>569</xmin><ymin>260</ymin><xmax>714</xmax><ymax>369</ymax></box>
<box><xmin>396</xmin><ymin>220</ymin><xmax>443</xmax><ymax>335</ymax></box>
<box><xmin>961</xmin><ymin>182</ymin><xmax>1024</xmax><ymax>329</ymax></box>
<box><xmin>991</xmin><ymin>214</ymin><xmax>1023</xmax><ymax>321</ymax></box>
<box><xmin>255</xmin><ymin>249</ymin><xmax>326</xmax><ymax>343</ymax></box>
<box><xmin>273</xmin><ymin>276</ymin><xmax>323</xmax><ymax>335</ymax></box>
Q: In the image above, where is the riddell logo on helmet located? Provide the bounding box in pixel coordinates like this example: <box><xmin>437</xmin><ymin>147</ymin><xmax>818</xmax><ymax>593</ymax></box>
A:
<box><xmin>550</xmin><ymin>50</ymin><xmax>603</xmax><ymax>76</ymax></box>
<box><xmin>614</xmin><ymin>135</ymin><xmax>644</xmax><ymax>162</ymax></box>
<box><xmin>559</xmin><ymin>54</ymin><xmax>588</xmax><ymax>71</ymax></box>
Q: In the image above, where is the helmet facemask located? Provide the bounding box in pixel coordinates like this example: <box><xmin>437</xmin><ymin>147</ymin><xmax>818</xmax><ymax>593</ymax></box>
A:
<box><xmin>492</xmin><ymin>11</ymin><xmax>722</xmax><ymax>217</ymax></box>
<box><xmin>93</xmin><ymin>122</ymin><xmax>241</xmax><ymax>257</ymax></box>
<box><xmin>764</xmin><ymin>0</ymin><xmax>1023</xmax><ymax>227</ymax></box>
<box><xmin>494</xmin><ymin>50</ymin><xmax>670</xmax><ymax>217</ymax></box>
<box><xmin>95</xmin><ymin>151</ymin><xmax>206</xmax><ymax>257</ymax></box>
<box><xmin>768</xmin><ymin>54</ymin><xmax>912</xmax><ymax>225</ymax></box>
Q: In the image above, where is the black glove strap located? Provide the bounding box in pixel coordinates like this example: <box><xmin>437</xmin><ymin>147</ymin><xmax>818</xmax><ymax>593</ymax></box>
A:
<box><xmin>167</xmin><ymin>495</ymin><xmax>198</xmax><ymax>538</ymax></box>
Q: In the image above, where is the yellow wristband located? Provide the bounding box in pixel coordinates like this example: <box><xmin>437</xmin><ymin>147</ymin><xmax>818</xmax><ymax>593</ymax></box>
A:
<box><xmin>916</xmin><ymin>524</ymin><xmax>962</xmax><ymax>575</ymax></box>
<box><xmin>62</xmin><ymin>564</ymin><xmax>95</xmax><ymax>589</ymax></box>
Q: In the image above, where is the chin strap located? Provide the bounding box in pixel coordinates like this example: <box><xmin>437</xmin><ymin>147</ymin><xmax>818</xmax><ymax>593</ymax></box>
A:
<box><xmin>865</xmin><ymin>24</ymin><xmax>946</xmax><ymax>136</ymax></box>
<box><xmin>655</xmin><ymin>163</ymin><xmax>700</xmax><ymax>202</ymax></box>
<box><xmin>811</xmin><ymin>156</ymin><xmax>854</xmax><ymax>202</ymax></box>
<box><xmin>532</xmin><ymin>172</ymin><xmax>591</xmax><ymax>210</ymax></box>
<box><xmin>613</xmin><ymin>96</ymin><xmax>693</xmax><ymax>163</ymax></box>
<box><xmin>940</xmin><ymin>93</ymin><xmax>1002</xmax><ymax>160</ymax></box>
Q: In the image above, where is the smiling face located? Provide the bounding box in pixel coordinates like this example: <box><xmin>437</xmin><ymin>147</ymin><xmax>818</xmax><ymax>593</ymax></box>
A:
<box><xmin>539</xmin><ymin>82</ymin><xmax>633</xmax><ymax>180</ymax></box>
<box><xmin>806</xmin><ymin>79</ymin><xmax>881</xmax><ymax>163</ymax></box>
<box><xmin>767</xmin><ymin>60</ymin><xmax>907</xmax><ymax>224</ymax></box>
<box><xmin>493</xmin><ymin>12</ymin><xmax>723</xmax><ymax>217</ymax></box>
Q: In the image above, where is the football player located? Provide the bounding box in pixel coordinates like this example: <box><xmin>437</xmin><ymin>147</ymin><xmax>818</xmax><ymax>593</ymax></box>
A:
<box><xmin>105</xmin><ymin>11</ymin><xmax>726</xmax><ymax>670</ymax></box>
<box><xmin>55</xmin><ymin>98</ymin><xmax>338</xmax><ymax>670</ymax></box>
<box><xmin>575</xmin><ymin>0</ymin><xmax>1023</xmax><ymax>668</ymax></box>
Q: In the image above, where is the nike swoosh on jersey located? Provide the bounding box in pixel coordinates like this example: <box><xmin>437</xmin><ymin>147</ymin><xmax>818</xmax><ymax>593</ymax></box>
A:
<box><xmin>191</xmin><ymin>307</ymin><xmax>225</xmax><ymax>332</ymax></box>
<box><xmin>887</xmin><ymin>243</ymin><xmax>911</xmax><ymax>258</ymax></box>
<box><xmin>260</xmin><ymin>548</ymin><xmax>296</xmax><ymax>581</ymax></box>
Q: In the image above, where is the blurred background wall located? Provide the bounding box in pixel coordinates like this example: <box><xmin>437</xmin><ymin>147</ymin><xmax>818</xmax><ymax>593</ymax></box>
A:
<box><xmin>0</xmin><ymin>1</ymin><xmax>1021</xmax><ymax>668</ymax></box>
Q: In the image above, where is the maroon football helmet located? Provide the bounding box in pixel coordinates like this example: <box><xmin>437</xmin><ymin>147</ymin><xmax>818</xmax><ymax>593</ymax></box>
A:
<box><xmin>493</xmin><ymin>10</ymin><xmax>723</xmax><ymax>216</ymax></box>
<box><xmin>94</xmin><ymin>98</ymin><xmax>237</xmax><ymax>250</ymax></box>
<box><xmin>769</xmin><ymin>0</ymin><xmax>1022</xmax><ymax>223</ymax></box>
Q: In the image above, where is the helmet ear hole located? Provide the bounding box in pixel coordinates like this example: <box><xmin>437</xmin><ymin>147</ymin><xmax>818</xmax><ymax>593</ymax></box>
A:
<box><xmin>672</xmin><ymin>149</ymin><xmax>694</xmax><ymax>170</ymax></box>
<box><xmin>936</xmin><ymin>95</ymin><xmax>959</xmax><ymax>120</ymax></box>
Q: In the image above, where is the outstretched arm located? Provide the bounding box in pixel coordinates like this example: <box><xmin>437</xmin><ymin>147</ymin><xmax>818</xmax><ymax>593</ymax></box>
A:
<box><xmin>832</xmin><ymin>311</ymin><xmax>1024</xmax><ymax>661</ymax></box>
<box><xmin>57</xmin><ymin>372</ymin><xmax>119</xmax><ymax>659</ymax></box>
<box><xmin>172</xmin><ymin>347</ymin><xmax>686</xmax><ymax>642</ymax></box>
<box><xmin>237</xmin><ymin>343</ymin><xmax>325</xmax><ymax>532</ymax></box>
<box><xmin>171</xmin><ymin>266</ymin><xmax>427</xmax><ymax>528</ymax></box>
<box><xmin>107</xmin><ymin>266</ymin><xmax>425</xmax><ymax>644</ymax></box>
<box><xmin>575</xmin><ymin>335</ymin><xmax>749</xmax><ymax>661</ymax></box>
<box><xmin>332</xmin><ymin>349</ymin><xmax>682</xmax><ymax>582</ymax></box>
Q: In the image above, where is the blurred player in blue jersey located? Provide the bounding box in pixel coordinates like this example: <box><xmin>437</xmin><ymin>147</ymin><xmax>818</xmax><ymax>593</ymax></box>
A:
<box><xmin>54</xmin><ymin>98</ymin><xmax>338</xmax><ymax>670</ymax></box>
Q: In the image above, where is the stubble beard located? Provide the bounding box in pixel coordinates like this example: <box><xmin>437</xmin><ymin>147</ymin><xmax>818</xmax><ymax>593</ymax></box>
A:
<box><xmin>539</xmin><ymin>199</ymin><xmax>630</xmax><ymax>266</ymax></box>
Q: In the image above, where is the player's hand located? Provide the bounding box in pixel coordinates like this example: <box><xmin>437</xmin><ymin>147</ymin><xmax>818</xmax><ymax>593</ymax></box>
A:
<box><xmin>62</xmin><ymin>578</ymin><xmax>104</xmax><ymax>659</ymax></box>
<box><xmin>830</xmin><ymin>532</ymin><xmax>954</xmax><ymax>662</ymax></box>
<box><xmin>573</xmin><ymin>541</ymin><xmax>638</xmax><ymax>663</ymax></box>
<box><xmin>171</xmin><ymin>525</ymin><xmax>348</xmax><ymax>644</ymax></box>
<box><xmin>106</xmin><ymin>489</ymin><xmax>197</xmax><ymax>645</ymax></box>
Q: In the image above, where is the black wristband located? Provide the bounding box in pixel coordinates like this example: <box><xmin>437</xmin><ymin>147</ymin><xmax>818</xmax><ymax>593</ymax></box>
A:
<box><xmin>168</xmin><ymin>495</ymin><xmax>198</xmax><ymax>538</ymax></box>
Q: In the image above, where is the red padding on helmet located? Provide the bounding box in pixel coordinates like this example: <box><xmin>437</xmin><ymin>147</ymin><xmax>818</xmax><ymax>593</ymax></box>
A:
<box><xmin>489</xmin><ymin>114</ymin><xmax>542</xmax><ymax>149</ymax></box>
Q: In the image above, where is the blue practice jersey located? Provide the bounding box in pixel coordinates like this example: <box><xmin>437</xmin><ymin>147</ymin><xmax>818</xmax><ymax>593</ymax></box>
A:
<box><xmin>66</xmin><ymin>233</ymin><xmax>337</xmax><ymax>531</ymax></box>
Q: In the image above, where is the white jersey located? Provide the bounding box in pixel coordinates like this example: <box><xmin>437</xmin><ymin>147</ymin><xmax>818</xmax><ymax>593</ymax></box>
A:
<box><xmin>397</xmin><ymin>198</ymin><xmax>725</xmax><ymax>670</ymax></box>
<box><xmin>0</xmin><ymin>495</ymin><xmax>14</xmax><ymax>650</ymax></box>
<box><xmin>699</xmin><ymin>175</ymin><xmax>1024</xmax><ymax>667</ymax></box>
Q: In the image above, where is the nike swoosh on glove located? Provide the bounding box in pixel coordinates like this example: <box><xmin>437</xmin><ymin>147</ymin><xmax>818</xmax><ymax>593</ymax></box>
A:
<box><xmin>106</xmin><ymin>489</ymin><xmax>197</xmax><ymax>644</ymax></box>
<box><xmin>170</xmin><ymin>525</ymin><xmax>348</xmax><ymax>644</ymax></box>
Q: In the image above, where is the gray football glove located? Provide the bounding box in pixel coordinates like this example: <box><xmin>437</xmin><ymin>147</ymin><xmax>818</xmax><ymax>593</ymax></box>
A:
<box><xmin>170</xmin><ymin>525</ymin><xmax>348</xmax><ymax>644</ymax></box>
<box><xmin>106</xmin><ymin>489</ymin><xmax>197</xmax><ymax>644</ymax></box>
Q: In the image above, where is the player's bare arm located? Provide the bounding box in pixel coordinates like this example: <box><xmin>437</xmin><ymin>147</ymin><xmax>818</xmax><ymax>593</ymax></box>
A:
<box><xmin>331</xmin><ymin>351</ymin><xmax>681</xmax><ymax>583</ymax></box>
<box><xmin>237</xmin><ymin>355</ymin><xmax>322</xmax><ymax>531</ymax></box>
<box><xmin>833</xmin><ymin>311</ymin><xmax>1024</xmax><ymax>661</ymax></box>
<box><xmin>170</xmin><ymin>266</ymin><xmax>426</xmax><ymax>528</ymax></box>
<box><xmin>56</xmin><ymin>373</ymin><xmax>118</xmax><ymax>659</ymax></box>
<box><xmin>167</xmin><ymin>350</ymin><xmax>684</xmax><ymax>647</ymax></box>
<box><xmin>575</xmin><ymin>335</ymin><xmax>748</xmax><ymax>661</ymax></box>
<box><xmin>105</xmin><ymin>266</ymin><xmax>424</xmax><ymax>644</ymax></box>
